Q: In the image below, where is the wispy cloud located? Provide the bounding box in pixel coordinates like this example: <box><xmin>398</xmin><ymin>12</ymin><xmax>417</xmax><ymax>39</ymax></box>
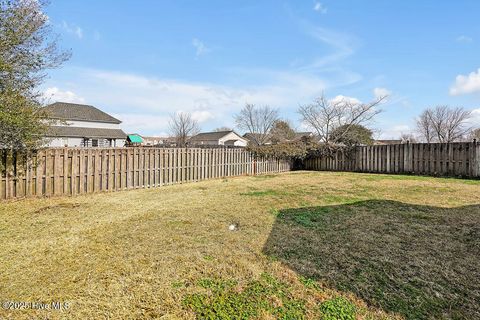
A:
<box><xmin>61</xmin><ymin>21</ymin><xmax>83</xmax><ymax>39</ymax></box>
<box><xmin>373</xmin><ymin>87</ymin><xmax>391</xmax><ymax>99</ymax></box>
<box><xmin>450</xmin><ymin>68</ymin><xmax>480</xmax><ymax>95</ymax></box>
<box><xmin>294</xmin><ymin>20</ymin><xmax>357</xmax><ymax>70</ymax></box>
<box><xmin>192</xmin><ymin>38</ymin><xmax>211</xmax><ymax>57</ymax></box>
<box><xmin>313</xmin><ymin>2</ymin><xmax>327</xmax><ymax>14</ymax></box>
<box><xmin>456</xmin><ymin>35</ymin><xmax>473</xmax><ymax>43</ymax></box>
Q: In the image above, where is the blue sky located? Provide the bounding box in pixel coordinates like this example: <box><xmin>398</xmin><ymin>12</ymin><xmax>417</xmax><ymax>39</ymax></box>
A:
<box><xmin>43</xmin><ymin>0</ymin><xmax>480</xmax><ymax>137</ymax></box>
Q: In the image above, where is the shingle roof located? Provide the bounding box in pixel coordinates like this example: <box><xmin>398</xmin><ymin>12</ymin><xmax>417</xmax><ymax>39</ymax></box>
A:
<box><xmin>189</xmin><ymin>131</ymin><xmax>235</xmax><ymax>141</ymax></box>
<box><xmin>47</xmin><ymin>126</ymin><xmax>127</xmax><ymax>139</ymax></box>
<box><xmin>43</xmin><ymin>102</ymin><xmax>121</xmax><ymax>124</ymax></box>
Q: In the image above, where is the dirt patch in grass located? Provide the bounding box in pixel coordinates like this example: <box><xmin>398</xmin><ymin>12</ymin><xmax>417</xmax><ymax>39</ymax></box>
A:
<box><xmin>240</xmin><ymin>189</ymin><xmax>288</xmax><ymax>197</ymax></box>
<box><xmin>263</xmin><ymin>200</ymin><xmax>480</xmax><ymax>319</ymax></box>
<box><xmin>32</xmin><ymin>202</ymin><xmax>82</xmax><ymax>214</ymax></box>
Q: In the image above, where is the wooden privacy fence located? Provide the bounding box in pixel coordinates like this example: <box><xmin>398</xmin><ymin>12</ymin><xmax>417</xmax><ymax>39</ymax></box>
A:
<box><xmin>0</xmin><ymin>147</ymin><xmax>291</xmax><ymax>200</ymax></box>
<box><xmin>305</xmin><ymin>141</ymin><xmax>480</xmax><ymax>178</ymax></box>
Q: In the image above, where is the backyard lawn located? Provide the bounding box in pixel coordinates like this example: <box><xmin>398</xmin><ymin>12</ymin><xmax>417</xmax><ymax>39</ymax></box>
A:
<box><xmin>1</xmin><ymin>171</ymin><xmax>479</xmax><ymax>319</ymax></box>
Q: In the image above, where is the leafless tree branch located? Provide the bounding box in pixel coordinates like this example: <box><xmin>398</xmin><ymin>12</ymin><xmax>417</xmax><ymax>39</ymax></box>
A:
<box><xmin>298</xmin><ymin>93</ymin><xmax>386</xmax><ymax>144</ymax></box>
<box><xmin>168</xmin><ymin>112</ymin><xmax>200</xmax><ymax>147</ymax></box>
<box><xmin>235</xmin><ymin>104</ymin><xmax>279</xmax><ymax>145</ymax></box>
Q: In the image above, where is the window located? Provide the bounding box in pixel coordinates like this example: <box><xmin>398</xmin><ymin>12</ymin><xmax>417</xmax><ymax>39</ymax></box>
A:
<box><xmin>92</xmin><ymin>139</ymin><xmax>98</xmax><ymax>147</ymax></box>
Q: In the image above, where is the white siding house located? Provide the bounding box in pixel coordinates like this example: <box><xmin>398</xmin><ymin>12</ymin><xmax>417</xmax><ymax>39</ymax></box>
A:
<box><xmin>43</xmin><ymin>102</ymin><xmax>127</xmax><ymax>147</ymax></box>
<box><xmin>188</xmin><ymin>131</ymin><xmax>248</xmax><ymax>147</ymax></box>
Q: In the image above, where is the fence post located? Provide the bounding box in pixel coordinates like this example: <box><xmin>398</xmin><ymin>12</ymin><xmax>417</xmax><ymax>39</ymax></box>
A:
<box><xmin>473</xmin><ymin>139</ymin><xmax>479</xmax><ymax>177</ymax></box>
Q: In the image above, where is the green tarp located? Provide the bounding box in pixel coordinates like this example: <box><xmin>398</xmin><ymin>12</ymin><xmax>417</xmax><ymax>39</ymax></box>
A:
<box><xmin>127</xmin><ymin>134</ymin><xmax>143</xmax><ymax>143</ymax></box>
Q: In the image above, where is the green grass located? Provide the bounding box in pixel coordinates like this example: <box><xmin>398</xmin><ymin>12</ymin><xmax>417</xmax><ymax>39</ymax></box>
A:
<box><xmin>0</xmin><ymin>171</ymin><xmax>479</xmax><ymax>319</ymax></box>
<box><xmin>266</xmin><ymin>200</ymin><xmax>480</xmax><ymax>319</ymax></box>
<box><xmin>183</xmin><ymin>273</ymin><xmax>306</xmax><ymax>319</ymax></box>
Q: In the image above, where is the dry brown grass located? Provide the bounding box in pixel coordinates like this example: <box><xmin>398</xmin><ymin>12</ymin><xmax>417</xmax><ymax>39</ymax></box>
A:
<box><xmin>0</xmin><ymin>171</ymin><xmax>479</xmax><ymax>319</ymax></box>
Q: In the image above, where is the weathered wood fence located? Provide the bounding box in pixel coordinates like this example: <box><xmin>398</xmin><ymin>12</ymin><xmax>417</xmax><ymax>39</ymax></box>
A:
<box><xmin>0</xmin><ymin>148</ymin><xmax>291</xmax><ymax>200</ymax></box>
<box><xmin>305</xmin><ymin>142</ymin><xmax>480</xmax><ymax>178</ymax></box>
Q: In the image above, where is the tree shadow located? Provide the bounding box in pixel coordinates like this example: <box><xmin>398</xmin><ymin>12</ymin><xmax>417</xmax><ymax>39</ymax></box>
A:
<box><xmin>263</xmin><ymin>200</ymin><xmax>480</xmax><ymax>319</ymax></box>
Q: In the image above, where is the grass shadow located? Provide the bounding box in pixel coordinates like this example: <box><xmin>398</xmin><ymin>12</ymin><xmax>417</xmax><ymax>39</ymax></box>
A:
<box><xmin>263</xmin><ymin>200</ymin><xmax>480</xmax><ymax>319</ymax></box>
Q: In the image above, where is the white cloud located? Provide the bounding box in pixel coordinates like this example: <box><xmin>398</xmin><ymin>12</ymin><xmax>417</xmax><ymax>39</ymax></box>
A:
<box><xmin>373</xmin><ymin>87</ymin><xmax>391</xmax><ymax>99</ymax></box>
<box><xmin>191</xmin><ymin>110</ymin><xmax>215</xmax><ymax>123</ymax></box>
<box><xmin>313</xmin><ymin>2</ymin><xmax>327</xmax><ymax>13</ymax></box>
<box><xmin>62</xmin><ymin>21</ymin><xmax>83</xmax><ymax>39</ymax></box>
<box><xmin>379</xmin><ymin>124</ymin><xmax>411</xmax><ymax>139</ymax></box>
<box><xmin>84</xmin><ymin>68</ymin><xmax>327</xmax><ymax>112</ymax></box>
<box><xmin>192</xmin><ymin>38</ymin><xmax>210</xmax><ymax>57</ymax></box>
<box><xmin>450</xmin><ymin>68</ymin><xmax>480</xmax><ymax>95</ymax></box>
<box><xmin>456</xmin><ymin>35</ymin><xmax>473</xmax><ymax>43</ymax></box>
<box><xmin>111</xmin><ymin>113</ymin><xmax>170</xmax><ymax>136</ymax></box>
<box><xmin>44</xmin><ymin>67</ymin><xmax>335</xmax><ymax>134</ymax></box>
<box><xmin>468</xmin><ymin>108</ymin><xmax>480</xmax><ymax>127</ymax></box>
<box><xmin>329</xmin><ymin>95</ymin><xmax>361</xmax><ymax>105</ymax></box>
<box><xmin>43</xmin><ymin>87</ymin><xmax>85</xmax><ymax>104</ymax></box>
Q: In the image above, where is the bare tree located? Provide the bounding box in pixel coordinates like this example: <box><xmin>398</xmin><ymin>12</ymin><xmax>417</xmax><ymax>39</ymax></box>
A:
<box><xmin>416</xmin><ymin>106</ymin><xmax>471</xmax><ymax>143</ymax></box>
<box><xmin>416</xmin><ymin>111</ymin><xmax>434</xmax><ymax>143</ymax></box>
<box><xmin>235</xmin><ymin>104</ymin><xmax>279</xmax><ymax>145</ymax></box>
<box><xmin>168</xmin><ymin>112</ymin><xmax>200</xmax><ymax>147</ymax></box>
<box><xmin>298</xmin><ymin>94</ymin><xmax>386</xmax><ymax>144</ymax></box>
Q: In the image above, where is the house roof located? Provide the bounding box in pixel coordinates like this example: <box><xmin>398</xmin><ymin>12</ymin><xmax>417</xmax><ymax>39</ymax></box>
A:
<box><xmin>43</xmin><ymin>102</ymin><xmax>122</xmax><ymax>124</ymax></box>
<box><xmin>243</xmin><ymin>132</ymin><xmax>269</xmax><ymax>140</ymax></box>
<box><xmin>243</xmin><ymin>133</ymin><xmax>271</xmax><ymax>144</ymax></box>
<box><xmin>189</xmin><ymin>130</ymin><xmax>244</xmax><ymax>142</ymax></box>
<box><xmin>127</xmin><ymin>134</ymin><xmax>143</xmax><ymax>143</ymax></box>
<box><xmin>47</xmin><ymin>126</ymin><xmax>127</xmax><ymax>139</ymax></box>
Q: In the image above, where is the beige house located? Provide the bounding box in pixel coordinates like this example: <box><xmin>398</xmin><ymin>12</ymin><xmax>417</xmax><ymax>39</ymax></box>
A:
<box><xmin>188</xmin><ymin>130</ymin><xmax>248</xmax><ymax>147</ymax></box>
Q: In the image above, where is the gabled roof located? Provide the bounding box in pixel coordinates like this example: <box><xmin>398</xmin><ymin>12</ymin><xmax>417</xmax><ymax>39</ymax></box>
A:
<box><xmin>47</xmin><ymin>126</ymin><xmax>127</xmax><ymax>139</ymax></box>
<box><xmin>43</xmin><ymin>102</ymin><xmax>121</xmax><ymax>124</ymax></box>
<box><xmin>189</xmin><ymin>130</ymin><xmax>244</xmax><ymax>142</ymax></box>
<box><xmin>243</xmin><ymin>133</ymin><xmax>271</xmax><ymax>144</ymax></box>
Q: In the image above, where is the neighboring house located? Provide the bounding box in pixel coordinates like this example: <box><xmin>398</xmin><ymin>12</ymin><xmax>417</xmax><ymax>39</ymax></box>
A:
<box><xmin>43</xmin><ymin>102</ymin><xmax>127</xmax><ymax>147</ymax></box>
<box><xmin>141</xmin><ymin>136</ymin><xmax>178</xmax><ymax>147</ymax></box>
<box><xmin>243</xmin><ymin>133</ymin><xmax>272</xmax><ymax>145</ymax></box>
<box><xmin>141</xmin><ymin>136</ymin><xmax>162</xmax><ymax>146</ymax></box>
<box><xmin>189</xmin><ymin>130</ymin><xmax>248</xmax><ymax>147</ymax></box>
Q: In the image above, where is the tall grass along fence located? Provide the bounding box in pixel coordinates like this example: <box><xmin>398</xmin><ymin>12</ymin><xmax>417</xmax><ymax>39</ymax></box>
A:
<box><xmin>305</xmin><ymin>141</ymin><xmax>480</xmax><ymax>178</ymax></box>
<box><xmin>0</xmin><ymin>147</ymin><xmax>291</xmax><ymax>200</ymax></box>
